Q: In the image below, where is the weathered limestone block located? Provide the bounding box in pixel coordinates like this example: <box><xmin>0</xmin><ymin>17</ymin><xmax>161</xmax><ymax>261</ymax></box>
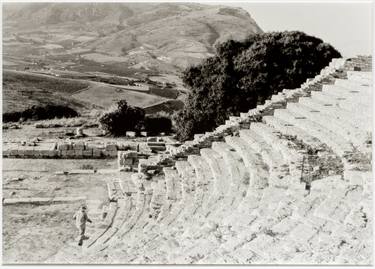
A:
<box><xmin>58</xmin><ymin>143</ymin><xmax>70</xmax><ymax>151</ymax></box>
<box><xmin>105</xmin><ymin>143</ymin><xmax>117</xmax><ymax>151</ymax></box>
<box><xmin>194</xmin><ymin>134</ymin><xmax>204</xmax><ymax>141</ymax></box>
<box><xmin>126</xmin><ymin>131</ymin><xmax>136</xmax><ymax>137</ymax></box>
<box><xmin>73</xmin><ymin>141</ymin><xmax>85</xmax><ymax>150</ymax></box>
<box><xmin>343</xmin><ymin>170</ymin><xmax>367</xmax><ymax>185</ymax></box>
<box><xmin>289</xmin><ymin>223</ymin><xmax>318</xmax><ymax>245</ymax></box>
<box><xmin>74</xmin><ymin>149</ymin><xmax>83</xmax><ymax>157</ymax></box>
<box><xmin>118</xmin><ymin>150</ymin><xmax>138</xmax><ymax>168</ymax></box>
<box><xmin>76</xmin><ymin>127</ymin><xmax>84</xmax><ymax>137</ymax></box>
<box><xmin>82</xmin><ymin>149</ymin><xmax>93</xmax><ymax>157</ymax></box>
<box><xmin>24</xmin><ymin>149</ymin><xmax>34</xmax><ymax>157</ymax></box>
<box><xmin>66</xmin><ymin>150</ymin><xmax>76</xmax><ymax>158</ymax></box>
<box><xmin>39</xmin><ymin>150</ymin><xmax>51</xmax><ymax>157</ymax></box>
<box><xmin>92</xmin><ymin>148</ymin><xmax>102</xmax><ymax>158</ymax></box>
<box><xmin>50</xmin><ymin>143</ymin><xmax>57</xmax><ymax>150</ymax></box>
<box><xmin>105</xmin><ymin>150</ymin><xmax>118</xmax><ymax>158</ymax></box>
<box><xmin>147</xmin><ymin>137</ymin><xmax>157</xmax><ymax>142</ymax></box>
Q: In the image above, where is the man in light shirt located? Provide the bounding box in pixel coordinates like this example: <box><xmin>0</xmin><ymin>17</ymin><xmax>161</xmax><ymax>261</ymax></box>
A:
<box><xmin>73</xmin><ymin>205</ymin><xmax>92</xmax><ymax>246</ymax></box>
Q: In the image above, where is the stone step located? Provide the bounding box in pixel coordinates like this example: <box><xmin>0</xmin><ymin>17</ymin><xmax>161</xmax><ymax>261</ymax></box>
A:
<box><xmin>175</xmin><ymin>160</ymin><xmax>195</xmax><ymax>194</ymax></box>
<box><xmin>200</xmin><ymin>148</ymin><xmax>231</xmax><ymax>195</ymax></box>
<box><xmin>347</xmin><ymin>71</ymin><xmax>372</xmax><ymax>78</ymax></box>
<box><xmin>211</xmin><ymin>141</ymin><xmax>248</xmax><ymax>190</ymax></box>
<box><xmin>85</xmin><ymin>201</ymin><xmax>118</xmax><ymax>248</ymax></box>
<box><xmin>286</xmin><ymin>102</ymin><xmax>363</xmax><ymax>147</ymax></box>
<box><xmin>250</xmin><ymin>122</ymin><xmax>302</xmax><ymax>165</ymax></box>
<box><xmin>117</xmin><ymin>192</ymin><xmax>155</xmax><ymax>252</ymax></box>
<box><xmin>239</xmin><ymin>129</ymin><xmax>286</xmax><ymax>175</ymax></box>
<box><xmin>322</xmin><ymin>85</ymin><xmax>370</xmax><ymax>104</ymax></box>
<box><xmin>163</xmin><ymin>167</ymin><xmax>181</xmax><ymax>201</ymax></box>
<box><xmin>201</xmin><ymin>144</ymin><xmax>244</xmax><ymax>221</ymax></box>
<box><xmin>346</xmin><ymin>71</ymin><xmax>373</xmax><ymax>84</ymax></box>
<box><xmin>111</xmin><ymin>191</ymin><xmax>148</xmax><ymax>245</ymax></box>
<box><xmin>225</xmin><ymin>136</ymin><xmax>269</xmax><ymax>189</ymax></box>
<box><xmin>211</xmin><ymin>141</ymin><xmax>250</xmax><ymax>218</ymax></box>
<box><xmin>170</xmin><ymin>160</ymin><xmax>198</xmax><ymax>224</ymax></box>
<box><xmin>187</xmin><ymin>154</ymin><xmax>216</xmax><ymax>222</ymax></box>
<box><xmin>298</xmin><ymin>97</ymin><xmax>371</xmax><ymax>132</ymax></box>
<box><xmin>119</xmin><ymin>178</ymin><xmax>138</xmax><ymax>195</ymax></box>
<box><xmin>187</xmin><ymin>155</ymin><xmax>211</xmax><ymax>220</ymax></box>
<box><xmin>107</xmin><ymin>181</ymin><xmax>117</xmax><ymax>201</ymax></box>
<box><xmin>157</xmin><ymin>168</ymin><xmax>190</xmax><ymax>228</ymax></box>
<box><xmin>149</xmin><ymin>179</ymin><xmax>167</xmax><ymax>219</ymax></box>
<box><xmin>311</xmin><ymin>92</ymin><xmax>372</xmax><ymax>118</ymax></box>
<box><xmin>334</xmin><ymin>79</ymin><xmax>372</xmax><ymax>92</ymax></box>
<box><xmin>311</xmin><ymin>91</ymin><xmax>371</xmax><ymax>113</ymax></box>
<box><xmin>322</xmin><ymin>84</ymin><xmax>371</xmax><ymax>99</ymax></box>
<box><xmin>93</xmin><ymin>198</ymin><xmax>133</xmax><ymax>247</ymax></box>
<box><xmin>273</xmin><ymin>109</ymin><xmax>353</xmax><ymax>157</ymax></box>
<box><xmin>334</xmin><ymin>79</ymin><xmax>372</xmax><ymax>89</ymax></box>
<box><xmin>262</xmin><ymin>115</ymin><xmax>324</xmax><ymax>150</ymax></box>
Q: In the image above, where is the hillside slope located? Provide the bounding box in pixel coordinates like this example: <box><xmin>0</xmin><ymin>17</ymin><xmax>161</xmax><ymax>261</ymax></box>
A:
<box><xmin>3</xmin><ymin>3</ymin><xmax>262</xmax><ymax>72</ymax></box>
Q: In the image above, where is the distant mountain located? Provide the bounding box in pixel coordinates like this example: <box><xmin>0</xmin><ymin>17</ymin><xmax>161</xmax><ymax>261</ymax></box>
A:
<box><xmin>3</xmin><ymin>3</ymin><xmax>262</xmax><ymax>72</ymax></box>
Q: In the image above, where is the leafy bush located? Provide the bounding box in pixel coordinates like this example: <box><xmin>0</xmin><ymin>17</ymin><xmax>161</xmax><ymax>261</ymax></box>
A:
<box><xmin>174</xmin><ymin>31</ymin><xmax>341</xmax><ymax>141</ymax></box>
<box><xmin>144</xmin><ymin>112</ymin><xmax>172</xmax><ymax>135</ymax></box>
<box><xmin>99</xmin><ymin>100</ymin><xmax>145</xmax><ymax>136</ymax></box>
<box><xmin>3</xmin><ymin>105</ymin><xmax>79</xmax><ymax>123</ymax></box>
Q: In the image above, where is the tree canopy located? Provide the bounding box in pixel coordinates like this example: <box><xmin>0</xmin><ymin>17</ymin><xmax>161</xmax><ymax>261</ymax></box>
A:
<box><xmin>99</xmin><ymin>100</ymin><xmax>145</xmax><ymax>136</ymax></box>
<box><xmin>174</xmin><ymin>31</ymin><xmax>341</xmax><ymax>141</ymax></box>
<box><xmin>99</xmin><ymin>100</ymin><xmax>172</xmax><ymax>136</ymax></box>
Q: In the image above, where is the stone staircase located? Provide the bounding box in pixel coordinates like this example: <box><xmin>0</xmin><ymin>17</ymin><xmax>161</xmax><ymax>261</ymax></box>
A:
<box><xmin>49</xmin><ymin>56</ymin><xmax>372</xmax><ymax>264</ymax></box>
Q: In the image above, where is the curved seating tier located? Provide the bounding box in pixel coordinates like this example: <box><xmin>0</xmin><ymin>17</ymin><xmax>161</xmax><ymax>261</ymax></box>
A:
<box><xmin>54</xmin><ymin>57</ymin><xmax>372</xmax><ymax>265</ymax></box>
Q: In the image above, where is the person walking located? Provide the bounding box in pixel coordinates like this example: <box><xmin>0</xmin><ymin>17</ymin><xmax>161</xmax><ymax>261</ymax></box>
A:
<box><xmin>73</xmin><ymin>205</ymin><xmax>92</xmax><ymax>246</ymax></box>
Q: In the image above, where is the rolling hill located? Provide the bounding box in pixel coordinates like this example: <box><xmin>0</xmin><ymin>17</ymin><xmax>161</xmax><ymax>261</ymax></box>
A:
<box><xmin>3</xmin><ymin>3</ymin><xmax>262</xmax><ymax>72</ymax></box>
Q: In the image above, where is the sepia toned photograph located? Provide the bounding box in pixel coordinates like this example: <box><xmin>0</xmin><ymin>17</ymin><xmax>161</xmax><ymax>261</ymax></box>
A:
<box><xmin>1</xmin><ymin>0</ymin><xmax>373</xmax><ymax>265</ymax></box>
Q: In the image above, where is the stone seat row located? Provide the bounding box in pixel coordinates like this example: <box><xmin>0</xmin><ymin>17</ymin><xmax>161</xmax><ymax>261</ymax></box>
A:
<box><xmin>106</xmin><ymin>71</ymin><xmax>373</xmax><ymax>259</ymax></box>
<box><xmin>92</xmin><ymin>118</ymin><xmax>312</xmax><ymax>258</ymax></box>
<box><xmin>77</xmin><ymin>65</ymin><xmax>372</xmax><ymax>263</ymax></box>
<box><xmin>111</xmin><ymin>171</ymin><xmax>371</xmax><ymax>264</ymax></box>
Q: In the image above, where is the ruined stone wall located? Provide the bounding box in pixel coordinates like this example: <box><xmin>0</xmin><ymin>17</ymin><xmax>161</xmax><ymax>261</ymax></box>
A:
<box><xmin>344</xmin><ymin>56</ymin><xmax>372</xmax><ymax>71</ymax></box>
<box><xmin>3</xmin><ymin>142</ymin><xmax>120</xmax><ymax>159</ymax></box>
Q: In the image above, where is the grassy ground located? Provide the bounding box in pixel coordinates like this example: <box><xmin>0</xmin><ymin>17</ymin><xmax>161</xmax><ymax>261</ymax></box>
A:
<box><xmin>3</xmin><ymin>70</ymin><xmax>91</xmax><ymax>114</ymax></box>
<box><xmin>72</xmin><ymin>83</ymin><xmax>167</xmax><ymax>109</ymax></box>
<box><xmin>3</xmin><ymin>70</ymin><xmax>89</xmax><ymax>94</ymax></box>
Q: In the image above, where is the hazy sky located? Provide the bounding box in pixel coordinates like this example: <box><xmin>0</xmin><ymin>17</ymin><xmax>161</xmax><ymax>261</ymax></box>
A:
<box><xmin>210</xmin><ymin>1</ymin><xmax>373</xmax><ymax>57</ymax></box>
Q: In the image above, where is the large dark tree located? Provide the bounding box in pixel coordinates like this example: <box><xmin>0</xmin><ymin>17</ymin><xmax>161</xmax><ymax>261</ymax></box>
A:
<box><xmin>174</xmin><ymin>31</ymin><xmax>341</xmax><ymax>141</ymax></box>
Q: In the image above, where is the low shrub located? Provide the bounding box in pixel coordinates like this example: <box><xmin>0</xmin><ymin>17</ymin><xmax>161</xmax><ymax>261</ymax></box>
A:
<box><xmin>3</xmin><ymin>105</ymin><xmax>79</xmax><ymax>123</ymax></box>
<box><xmin>144</xmin><ymin>113</ymin><xmax>172</xmax><ymax>135</ymax></box>
<box><xmin>99</xmin><ymin>100</ymin><xmax>145</xmax><ymax>136</ymax></box>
